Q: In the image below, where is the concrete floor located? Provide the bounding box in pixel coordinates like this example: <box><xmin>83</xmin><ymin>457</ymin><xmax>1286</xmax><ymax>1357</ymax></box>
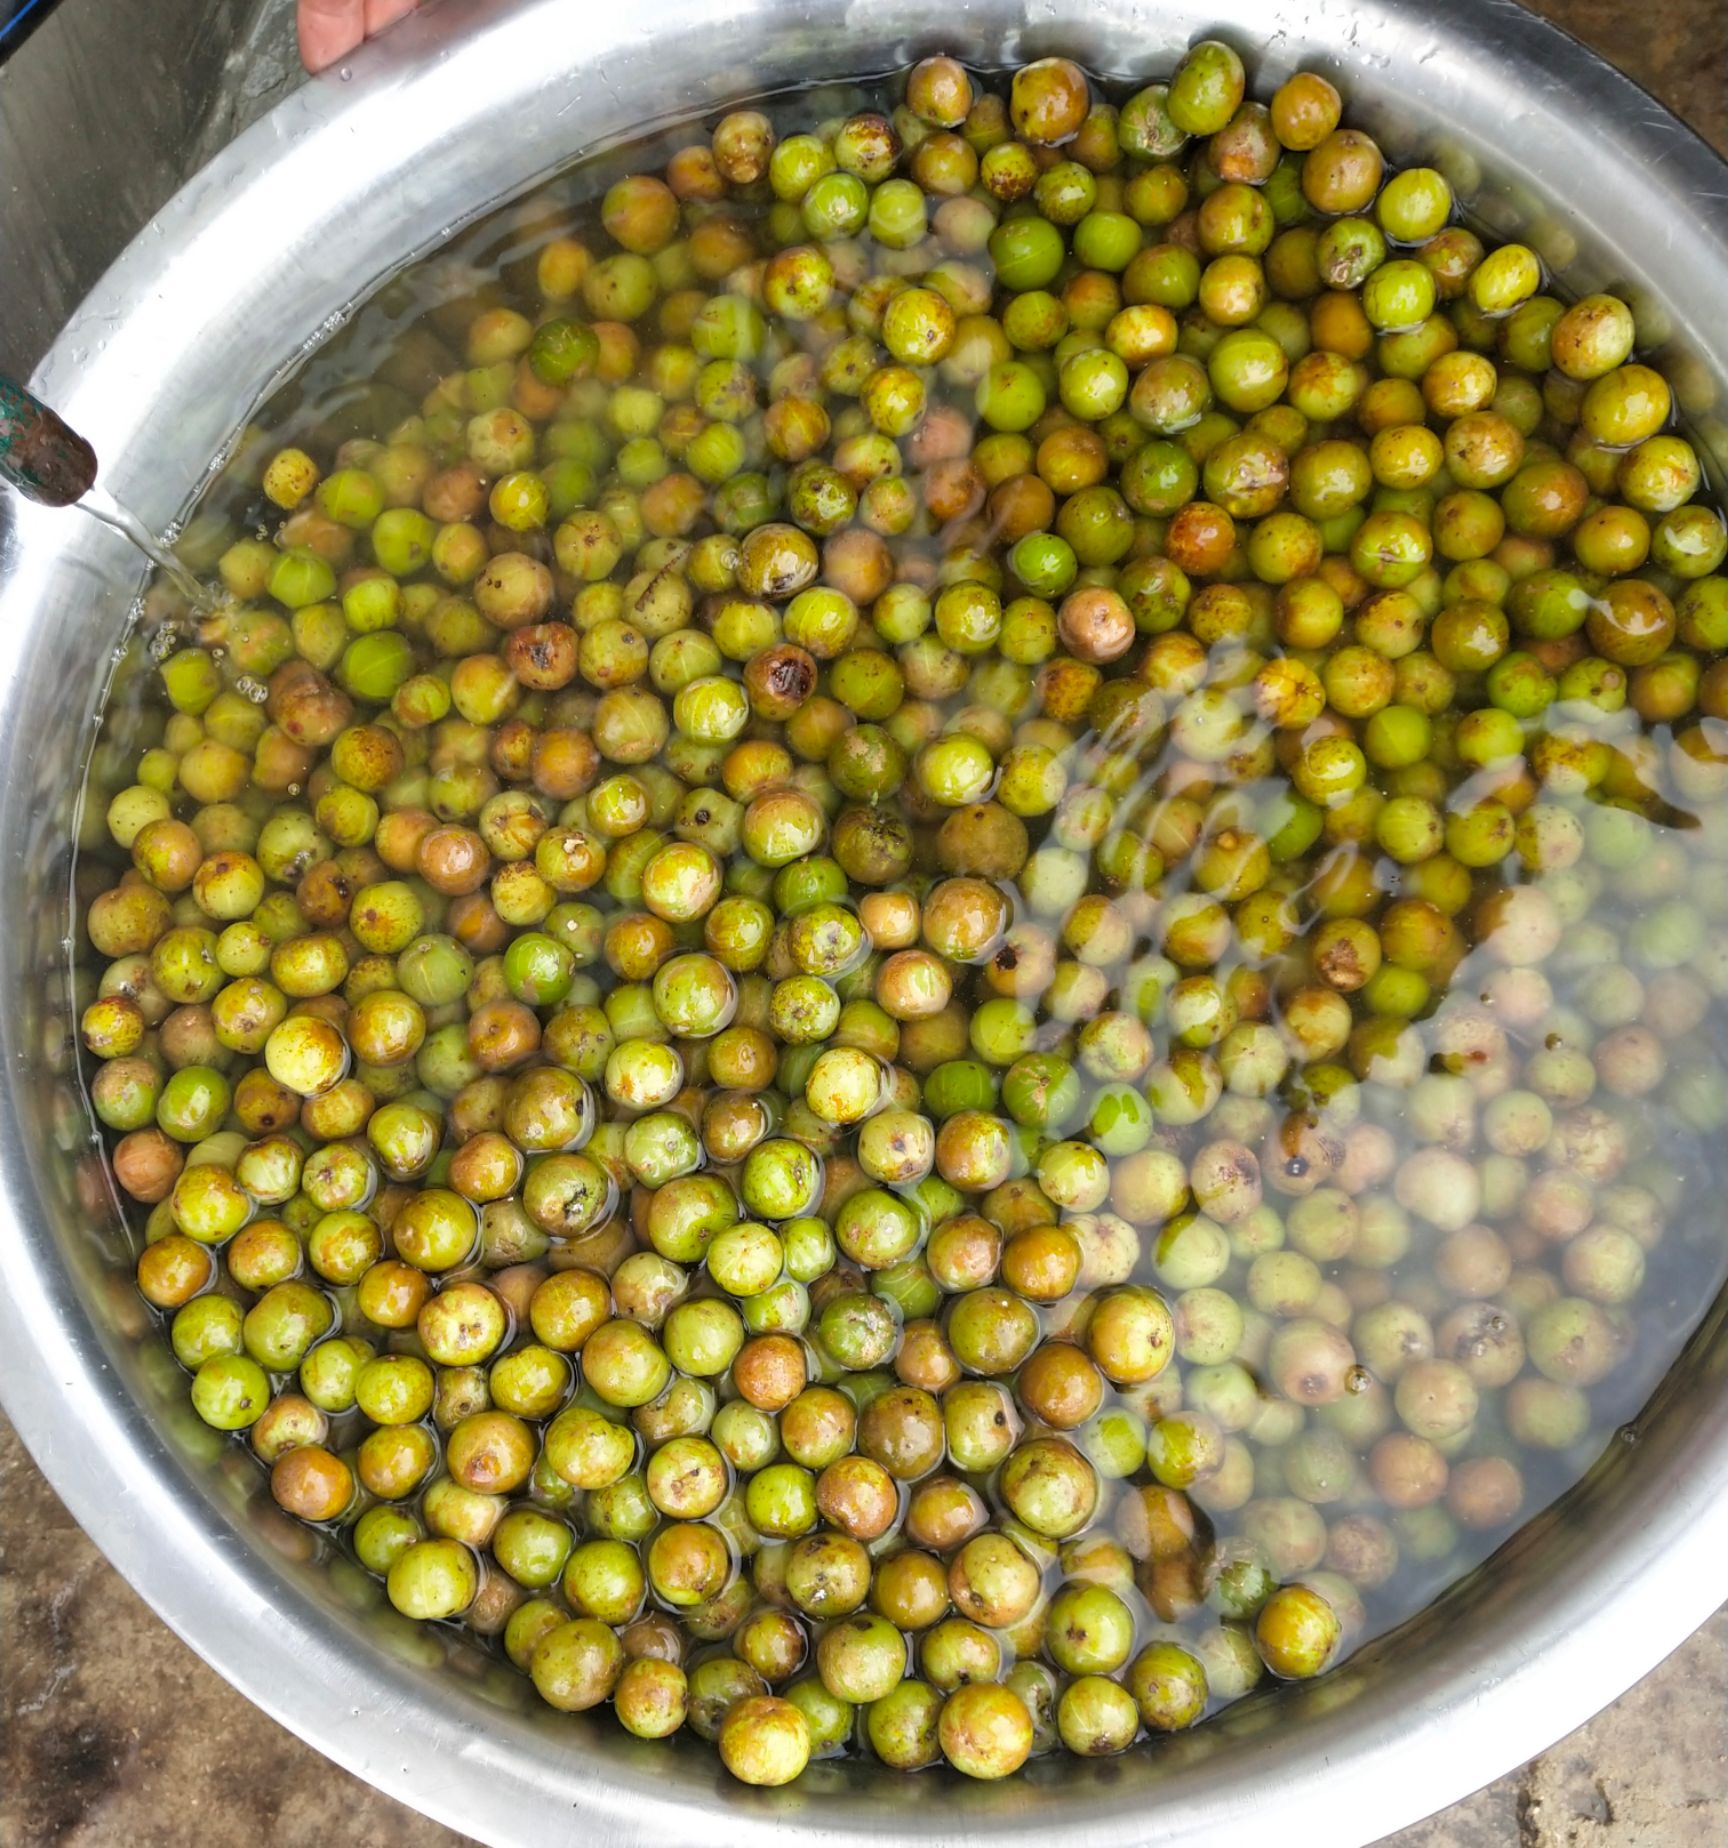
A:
<box><xmin>4</xmin><ymin>1</ymin><xmax>1728</xmax><ymax>1844</ymax></box>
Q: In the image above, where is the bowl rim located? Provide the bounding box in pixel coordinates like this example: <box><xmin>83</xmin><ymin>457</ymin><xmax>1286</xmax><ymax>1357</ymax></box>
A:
<box><xmin>5</xmin><ymin>1</ymin><xmax>1728</xmax><ymax>1843</ymax></box>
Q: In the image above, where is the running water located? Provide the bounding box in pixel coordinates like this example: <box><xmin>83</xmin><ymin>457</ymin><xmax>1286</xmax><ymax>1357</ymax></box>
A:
<box><xmin>77</xmin><ymin>485</ymin><xmax>209</xmax><ymax>607</ymax></box>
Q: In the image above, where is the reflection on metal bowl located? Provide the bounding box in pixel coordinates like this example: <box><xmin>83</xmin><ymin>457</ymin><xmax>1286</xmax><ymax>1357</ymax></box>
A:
<box><xmin>2</xmin><ymin>2</ymin><xmax>1728</xmax><ymax>1844</ymax></box>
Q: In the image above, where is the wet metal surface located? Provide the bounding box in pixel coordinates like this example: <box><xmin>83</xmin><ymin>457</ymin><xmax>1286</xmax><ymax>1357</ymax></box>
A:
<box><xmin>1</xmin><ymin>1</ymin><xmax>1727</xmax><ymax>1845</ymax></box>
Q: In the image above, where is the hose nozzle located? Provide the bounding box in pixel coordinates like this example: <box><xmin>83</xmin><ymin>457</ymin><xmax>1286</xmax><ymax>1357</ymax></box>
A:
<box><xmin>1</xmin><ymin>373</ymin><xmax>97</xmax><ymax>507</ymax></box>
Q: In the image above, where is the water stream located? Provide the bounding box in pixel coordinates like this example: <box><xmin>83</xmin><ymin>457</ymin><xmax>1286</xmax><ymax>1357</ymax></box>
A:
<box><xmin>77</xmin><ymin>485</ymin><xmax>208</xmax><ymax>607</ymax></box>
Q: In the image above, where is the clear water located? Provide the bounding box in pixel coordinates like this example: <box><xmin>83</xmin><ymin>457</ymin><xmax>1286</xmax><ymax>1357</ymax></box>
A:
<box><xmin>78</xmin><ymin>485</ymin><xmax>209</xmax><ymax>607</ymax></box>
<box><xmin>72</xmin><ymin>68</ymin><xmax>1728</xmax><ymax>1768</ymax></box>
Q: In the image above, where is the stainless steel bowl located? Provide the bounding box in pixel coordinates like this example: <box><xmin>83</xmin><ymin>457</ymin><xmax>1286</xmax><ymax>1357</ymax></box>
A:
<box><xmin>4</xmin><ymin>2</ymin><xmax>1728</xmax><ymax>1842</ymax></box>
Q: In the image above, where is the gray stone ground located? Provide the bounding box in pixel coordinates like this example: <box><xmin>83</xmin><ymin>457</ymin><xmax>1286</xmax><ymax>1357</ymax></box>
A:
<box><xmin>1387</xmin><ymin>1610</ymin><xmax>1728</xmax><ymax>1848</ymax></box>
<box><xmin>4</xmin><ymin>2</ymin><xmax>1727</xmax><ymax>1844</ymax></box>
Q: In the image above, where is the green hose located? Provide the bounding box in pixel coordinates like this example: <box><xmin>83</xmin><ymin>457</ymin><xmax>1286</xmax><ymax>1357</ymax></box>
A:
<box><xmin>0</xmin><ymin>372</ymin><xmax>96</xmax><ymax>507</ymax></box>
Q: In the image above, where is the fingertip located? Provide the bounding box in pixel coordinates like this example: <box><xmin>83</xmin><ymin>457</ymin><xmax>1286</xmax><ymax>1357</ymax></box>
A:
<box><xmin>298</xmin><ymin>1</ymin><xmax>366</xmax><ymax>73</ymax></box>
<box><xmin>366</xmin><ymin>0</ymin><xmax>425</xmax><ymax>31</ymax></box>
